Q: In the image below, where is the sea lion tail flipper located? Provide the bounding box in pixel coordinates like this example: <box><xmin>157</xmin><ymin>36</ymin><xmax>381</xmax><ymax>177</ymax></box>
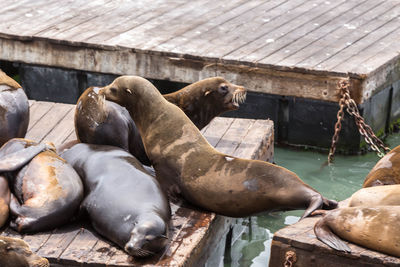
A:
<box><xmin>314</xmin><ymin>217</ymin><xmax>351</xmax><ymax>253</ymax></box>
<box><xmin>0</xmin><ymin>143</ymin><xmax>48</xmax><ymax>172</ymax></box>
<box><xmin>301</xmin><ymin>194</ymin><xmax>323</xmax><ymax>219</ymax></box>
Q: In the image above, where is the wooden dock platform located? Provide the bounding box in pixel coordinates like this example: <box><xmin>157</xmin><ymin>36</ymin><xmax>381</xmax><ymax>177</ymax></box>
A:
<box><xmin>1</xmin><ymin>100</ymin><xmax>274</xmax><ymax>267</ymax></box>
<box><xmin>269</xmin><ymin>201</ymin><xmax>400</xmax><ymax>267</ymax></box>
<box><xmin>0</xmin><ymin>0</ymin><xmax>399</xmax><ymax>151</ymax></box>
<box><xmin>0</xmin><ymin>0</ymin><xmax>399</xmax><ymax>103</ymax></box>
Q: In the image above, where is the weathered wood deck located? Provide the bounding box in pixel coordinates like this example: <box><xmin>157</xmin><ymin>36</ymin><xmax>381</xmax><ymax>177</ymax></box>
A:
<box><xmin>1</xmin><ymin>100</ymin><xmax>274</xmax><ymax>266</ymax></box>
<box><xmin>0</xmin><ymin>0</ymin><xmax>399</xmax><ymax>104</ymax></box>
<box><xmin>269</xmin><ymin>200</ymin><xmax>400</xmax><ymax>267</ymax></box>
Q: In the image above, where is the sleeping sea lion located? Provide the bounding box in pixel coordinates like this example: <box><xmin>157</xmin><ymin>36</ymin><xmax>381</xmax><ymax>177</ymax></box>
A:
<box><xmin>0</xmin><ymin>70</ymin><xmax>29</xmax><ymax>146</ymax></box>
<box><xmin>363</xmin><ymin>145</ymin><xmax>400</xmax><ymax>187</ymax></box>
<box><xmin>61</xmin><ymin>143</ymin><xmax>171</xmax><ymax>257</ymax></box>
<box><xmin>348</xmin><ymin>184</ymin><xmax>400</xmax><ymax>207</ymax></box>
<box><xmin>0</xmin><ymin>235</ymin><xmax>49</xmax><ymax>267</ymax></box>
<box><xmin>314</xmin><ymin>206</ymin><xmax>400</xmax><ymax>257</ymax></box>
<box><xmin>0</xmin><ymin>138</ymin><xmax>83</xmax><ymax>233</ymax></box>
<box><xmin>99</xmin><ymin>75</ymin><xmax>337</xmax><ymax>218</ymax></box>
<box><xmin>74</xmin><ymin>77</ymin><xmax>246</xmax><ymax>165</ymax></box>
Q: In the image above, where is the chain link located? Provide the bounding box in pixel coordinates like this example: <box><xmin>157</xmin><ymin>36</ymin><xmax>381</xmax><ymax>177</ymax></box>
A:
<box><xmin>328</xmin><ymin>79</ymin><xmax>390</xmax><ymax>163</ymax></box>
<box><xmin>283</xmin><ymin>251</ymin><xmax>297</xmax><ymax>267</ymax></box>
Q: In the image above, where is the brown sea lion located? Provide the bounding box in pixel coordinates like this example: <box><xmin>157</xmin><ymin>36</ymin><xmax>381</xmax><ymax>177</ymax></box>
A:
<box><xmin>0</xmin><ymin>70</ymin><xmax>29</xmax><ymax>146</ymax></box>
<box><xmin>99</xmin><ymin>76</ymin><xmax>337</xmax><ymax>218</ymax></box>
<box><xmin>61</xmin><ymin>143</ymin><xmax>170</xmax><ymax>257</ymax></box>
<box><xmin>163</xmin><ymin>77</ymin><xmax>246</xmax><ymax>129</ymax></box>
<box><xmin>0</xmin><ymin>175</ymin><xmax>10</xmax><ymax>228</ymax></box>
<box><xmin>74</xmin><ymin>77</ymin><xmax>246</xmax><ymax>165</ymax></box>
<box><xmin>0</xmin><ymin>138</ymin><xmax>83</xmax><ymax>233</ymax></box>
<box><xmin>348</xmin><ymin>184</ymin><xmax>400</xmax><ymax>207</ymax></box>
<box><xmin>0</xmin><ymin>235</ymin><xmax>49</xmax><ymax>267</ymax></box>
<box><xmin>363</xmin><ymin>145</ymin><xmax>400</xmax><ymax>187</ymax></box>
<box><xmin>314</xmin><ymin>206</ymin><xmax>400</xmax><ymax>257</ymax></box>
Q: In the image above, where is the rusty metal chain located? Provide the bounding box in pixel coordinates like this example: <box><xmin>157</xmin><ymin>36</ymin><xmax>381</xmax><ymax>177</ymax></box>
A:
<box><xmin>328</xmin><ymin>79</ymin><xmax>390</xmax><ymax>163</ymax></box>
<box><xmin>283</xmin><ymin>251</ymin><xmax>297</xmax><ymax>267</ymax></box>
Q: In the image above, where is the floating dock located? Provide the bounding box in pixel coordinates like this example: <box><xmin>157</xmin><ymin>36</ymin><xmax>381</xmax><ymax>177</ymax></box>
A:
<box><xmin>0</xmin><ymin>0</ymin><xmax>400</xmax><ymax>151</ymax></box>
<box><xmin>1</xmin><ymin>100</ymin><xmax>274</xmax><ymax>267</ymax></box>
<box><xmin>270</xmin><ymin>201</ymin><xmax>400</xmax><ymax>267</ymax></box>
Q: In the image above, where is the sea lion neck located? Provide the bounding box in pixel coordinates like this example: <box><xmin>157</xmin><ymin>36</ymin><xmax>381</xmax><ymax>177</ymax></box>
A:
<box><xmin>164</xmin><ymin>78</ymin><xmax>227</xmax><ymax>129</ymax></box>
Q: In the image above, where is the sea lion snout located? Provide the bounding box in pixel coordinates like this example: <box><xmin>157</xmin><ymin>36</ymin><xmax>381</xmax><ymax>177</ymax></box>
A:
<box><xmin>223</xmin><ymin>83</ymin><xmax>246</xmax><ymax>110</ymax></box>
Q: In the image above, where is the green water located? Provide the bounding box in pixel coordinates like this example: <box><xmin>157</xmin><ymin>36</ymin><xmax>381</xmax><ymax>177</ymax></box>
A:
<box><xmin>225</xmin><ymin>133</ymin><xmax>400</xmax><ymax>267</ymax></box>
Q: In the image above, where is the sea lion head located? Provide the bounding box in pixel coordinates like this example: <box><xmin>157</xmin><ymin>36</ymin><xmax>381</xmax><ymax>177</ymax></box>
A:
<box><xmin>202</xmin><ymin>77</ymin><xmax>246</xmax><ymax>111</ymax></box>
<box><xmin>124</xmin><ymin>213</ymin><xmax>169</xmax><ymax>257</ymax></box>
<box><xmin>0</xmin><ymin>236</ymin><xmax>49</xmax><ymax>267</ymax></box>
<box><xmin>100</xmin><ymin>76</ymin><xmax>159</xmax><ymax>108</ymax></box>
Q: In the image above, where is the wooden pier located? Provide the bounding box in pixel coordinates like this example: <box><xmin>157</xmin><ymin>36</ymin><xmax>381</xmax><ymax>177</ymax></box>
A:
<box><xmin>0</xmin><ymin>0</ymin><xmax>399</xmax><ymax>151</ymax></box>
<box><xmin>1</xmin><ymin>100</ymin><xmax>274</xmax><ymax>267</ymax></box>
<box><xmin>269</xmin><ymin>201</ymin><xmax>400</xmax><ymax>267</ymax></box>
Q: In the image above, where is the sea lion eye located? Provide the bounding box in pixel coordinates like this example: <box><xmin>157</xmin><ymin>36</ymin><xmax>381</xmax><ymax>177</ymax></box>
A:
<box><xmin>110</xmin><ymin>87</ymin><xmax>117</xmax><ymax>94</ymax></box>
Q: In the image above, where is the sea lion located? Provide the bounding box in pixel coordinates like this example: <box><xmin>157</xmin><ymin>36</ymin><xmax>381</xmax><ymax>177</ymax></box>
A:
<box><xmin>61</xmin><ymin>143</ymin><xmax>171</xmax><ymax>257</ymax></box>
<box><xmin>0</xmin><ymin>70</ymin><xmax>29</xmax><ymax>146</ymax></box>
<box><xmin>314</xmin><ymin>206</ymin><xmax>400</xmax><ymax>257</ymax></box>
<box><xmin>0</xmin><ymin>138</ymin><xmax>83</xmax><ymax>233</ymax></box>
<box><xmin>100</xmin><ymin>75</ymin><xmax>337</xmax><ymax>218</ymax></box>
<box><xmin>0</xmin><ymin>235</ymin><xmax>49</xmax><ymax>267</ymax></box>
<box><xmin>363</xmin><ymin>145</ymin><xmax>400</xmax><ymax>187</ymax></box>
<box><xmin>348</xmin><ymin>184</ymin><xmax>400</xmax><ymax>207</ymax></box>
<box><xmin>163</xmin><ymin>77</ymin><xmax>246</xmax><ymax>129</ymax></box>
<box><xmin>0</xmin><ymin>175</ymin><xmax>10</xmax><ymax>228</ymax></box>
<box><xmin>74</xmin><ymin>77</ymin><xmax>246</xmax><ymax>165</ymax></box>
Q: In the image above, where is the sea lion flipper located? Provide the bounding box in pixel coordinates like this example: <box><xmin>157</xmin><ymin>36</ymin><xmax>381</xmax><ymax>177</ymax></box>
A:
<box><xmin>301</xmin><ymin>195</ymin><xmax>323</xmax><ymax>219</ymax></box>
<box><xmin>322</xmin><ymin>197</ymin><xmax>338</xmax><ymax>210</ymax></box>
<box><xmin>314</xmin><ymin>217</ymin><xmax>351</xmax><ymax>253</ymax></box>
<box><xmin>0</xmin><ymin>143</ymin><xmax>47</xmax><ymax>172</ymax></box>
<box><xmin>9</xmin><ymin>193</ymin><xmax>23</xmax><ymax>217</ymax></box>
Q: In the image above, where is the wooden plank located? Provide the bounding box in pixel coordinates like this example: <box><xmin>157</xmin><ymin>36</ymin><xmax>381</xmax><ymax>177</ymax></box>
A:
<box><xmin>159</xmin><ymin>0</ymin><xmax>268</xmax><ymax>53</ymax></box>
<box><xmin>142</xmin><ymin>0</ymin><xmax>248</xmax><ymax>51</ymax></box>
<box><xmin>70</xmin><ymin>0</ymin><xmax>185</xmax><ymax>44</ymax></box>
<box><xmin>36</xmin><ymin>225</ymin><xmax>80</xmax><ymax>263</ymax></box>
<box><xmin>81</xmin><ymin>238</ymin><xmax>116</xmax><ymax>266</ymax></box>
<box><xmin>28</xmin><ymin>99</ymin><xmax>36</xmax><ymax>107</ymax></box>
<box><xmin>27</xmin><ymin>101</ymin><xmax>56</xmax><ymax>131</ymax></box>
<box><xmin>351</xmin><ymin>39</ymin><xmax>400</xmax><ymax>75</ymax></box>
<box><xmin>196</xmin><ymin>0</ymin><xmax>325</xmax><ymax>59</ymax></box>
<box><xmin>62</xmin><ymin>129</ymin><xmax>77</xmax><ymax>144</ymax></box>
<box><xmin>105</xmin><ymin>0</ymin><xmax>216</xmax><ymax>48</ymax></box>
<box><xmin>225</xmin><ymin>0</ymin><xmax>346</xmax><ymax>62</ymax></box>
<box><xmin>265</xmin><ymin>0</ymin><xmax>381</xmax><ymax>67</ymax></box>
<box><xmin>26</xmin><ymin>103</ymin><xmax>72</xmax><ymax>142</ymax></box>
<box><xmin>34</xmin><ymin>1</ymin><xmax>117</xmax><ymax>40</ymax></box>
<box><xmin>21</xmin><ymin>231</ymin><xmax>53</xmax><ymax>253</ymax></box>
<box><xmin>173</xmin><ymin>0</ymin><xmax>295</xmax><ymax>58</ymax></box>
<box><xmin>234</xmin><ymin>119</ymin><xmax>274</xmax><ymax>161</ymax></box>
<box><xmin>294</xmin><ymin>1</ymin><xmax>399</xmax><ymax>70</ymax></box>
<box><xmin>202</xmin><ymin>117</ymin><xmax>234</xmax><ymax>147</ymax></box>
<box><xmin>214</xmin><ymin>118</ymin><xmax>255</xmax><ymax>155</ymax></box>
<box><xmin>42</xmin><ymin>108</ymin><xmax>75</xmax><ymax>147</ymax></box>
<box><xmin>317</xmin><ymin>15</ymin><xmax>400</xmax><ymax>71</ymax></box>
<box><xmin>331</xmin><ymin>19</ymin><xmax>400</xmax><ymax>73</ymax></box>
<box><xmin>0</xmin><ymin>0</ymin><xmax>48</xmax><ymax>27</ymax></box>
<box><xmin>0</xmin><ymin>0</ymin><xmax>67</xmax><ymax>37</ymax></box>
<box><xmin>58</xmin><ymin>227</ymin><xmax>100</xmax><ymax>266</ymax></box>
<box><xmin>250</xmin><ymin>0</ymin><xmax>358</xmax><ymax>65</ymax></box>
